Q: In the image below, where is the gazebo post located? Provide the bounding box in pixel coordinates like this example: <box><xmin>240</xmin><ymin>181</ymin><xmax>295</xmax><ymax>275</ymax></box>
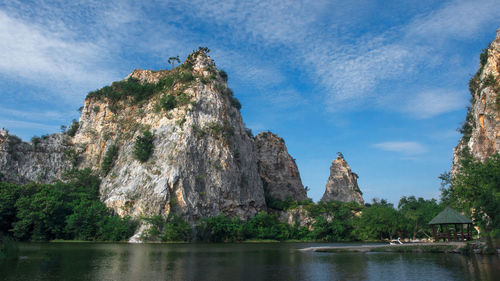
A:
<box><xmin>446</xmin><ymin>224</ymin><xmax>451</xmax><ymax>241</ymax></box>
<box><xmin>460</xmin><ymin>224</ymin><xmax>464</xmax><ymax>241</ymax></box>
<box><xmin>432</xmin><ymin>225</ymin><xmax>437</xmax><ymax>241</ymax></box>
<box><xmin>454</xmin><ymin>224</ymin><xmax>458</xmax><ymax>241</ymax></box>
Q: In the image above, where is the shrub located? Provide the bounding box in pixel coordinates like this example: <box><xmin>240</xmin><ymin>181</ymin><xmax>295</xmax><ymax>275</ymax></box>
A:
<box><xmin>67</xmin><ymin>119</ymin><xmax>79</xmax><ymax>137</ymax></box>
<box><xmin>101</xmin><ymin>144</ymin><xmax>119</xmax><ymax>175</ymax></box>
<box><xmin>230</xmin><ymin>97</ymin><xmax>241</xmax><ymax>110</ymax></box>
<box><xmin>178</xmin><ymin>72</ymin><xmax>195</xmax><ymax>83</ymax></box>
<box><xmin>31</xmin><ymin>136</ymin><xmax>41</xmax><ymax>152</ymax></box>
<box><xmin>162</xmin><ymin>215</ymin><xmax>192</xmax><ymax>241</ymax></box>
<box><xmin>87</xmin><ymin>77</ymin><xmax>156</xmax><ymax>104</ymax></box>
<box><xmin>133</xmin><ymin>131</ymin><xmax>154</xmax><ymax>162</ymax></box>
<box><xmin>196</xmin><ymin>215</ymin><xmax>242</xmax><ymax>242</ymax></box>
<box><xmin>159</xmin><ymin>94</ymin><xmax>176</xmax><ymax>111</ymax></box>
<box><xmin>483</xmin><ymin>74</ymin><xmax>497</xmax><ymax>88</ymax></box>
<box><xmin>219</xmin><ymin>70</ymin><xmax>228</xmax><ymax>82</ymax></box>
<box><xmin>176</xmin><ymin>92</ymin><xmax>191</xmax><ymax>106</ymax></box>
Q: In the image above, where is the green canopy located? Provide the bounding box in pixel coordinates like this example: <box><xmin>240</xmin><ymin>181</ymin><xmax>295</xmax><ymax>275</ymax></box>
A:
<box><xmin>428</xmin><ymin>206</ymin><xmax>472</xmax><ymax>225</ymax></box>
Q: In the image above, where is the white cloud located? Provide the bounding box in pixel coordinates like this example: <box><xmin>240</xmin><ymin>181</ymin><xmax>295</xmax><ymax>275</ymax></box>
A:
<box><xmin>373</xmin><ymin>141</ymin><xmax>427</xmax><ymax>155</ymax></box>
<box><xmin>0</xmin><ymin>10</ymin><xmax>116</xmax><ymax>99</ymax></box>
<box><xmin>402</xmin><ymin>89</ymin><xmax>467</xmax><ymax>119</ymax></box>
<box><xmin>406</xmin><ymin>0</ymin><xmax>499</xmax><ymax>40</ymax></box>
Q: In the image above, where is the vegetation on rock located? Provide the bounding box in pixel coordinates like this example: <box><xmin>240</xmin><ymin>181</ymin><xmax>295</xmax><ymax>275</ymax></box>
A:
<box><xmin>441</xmin><ymin>153</ymin><xmax>500</xmax><ymax>243</ymax></box>
<box><xmin>133</xmin><ymin>131</ymin><xmax>154</xmax><ymax>163</ymax></box>
<box><xmin>101</xmin><ymin>144</ymin><xmax>119</xmax><ymax>175</ymax></box>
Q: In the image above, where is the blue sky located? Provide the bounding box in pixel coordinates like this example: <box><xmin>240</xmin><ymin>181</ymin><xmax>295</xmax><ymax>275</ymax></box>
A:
<box><xmin>1</xmin><ymin>0</ymin><xmax>499</xmax><ymax>204</ymax></box>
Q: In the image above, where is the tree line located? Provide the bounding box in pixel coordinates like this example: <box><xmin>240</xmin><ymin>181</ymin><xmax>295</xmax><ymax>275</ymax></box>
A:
<box><xmin>0</xmin><ymin>168</ymin><xmax>446</xmax><ymax>242</ymax></box>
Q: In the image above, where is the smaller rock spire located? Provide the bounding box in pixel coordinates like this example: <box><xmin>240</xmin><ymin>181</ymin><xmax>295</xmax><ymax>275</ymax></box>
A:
<box><xmin>320</xmin><ymin>155</ymin><xmax>364</xmax><ymax>205</ymax></box>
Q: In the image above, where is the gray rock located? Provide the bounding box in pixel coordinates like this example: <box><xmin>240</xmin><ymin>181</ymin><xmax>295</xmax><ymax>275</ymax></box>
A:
<box><xmin>320</xmin><ymin>155</ymin><xmax>364</xmax><ymax>204</ymax></box>
<box><xmin>255</xmin><ymin>131</ymin><xmax>308</xmax><ymax>202</ymax></box>
<box><xmin>0</xmin><ymin>129</ymin><xmax>75</xmax><ymax>183</ymax></box>
<box><xmin>453</xmin><ymin>28</ymin><xmax>500</xmax><ymax>171</ymax></box>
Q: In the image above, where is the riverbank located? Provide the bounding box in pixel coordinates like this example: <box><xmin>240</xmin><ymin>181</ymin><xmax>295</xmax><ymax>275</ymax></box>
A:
<box><xmin>300</xmin><ymin>242</ymin><xmax>500</xmax><ymax>255</ymax></box>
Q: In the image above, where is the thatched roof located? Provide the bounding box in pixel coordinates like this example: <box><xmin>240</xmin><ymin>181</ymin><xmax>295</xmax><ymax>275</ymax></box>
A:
<box><xmin>428</xmin><ymin>207</ymin><xmax>472</xmax><ymax>225</ymax></box>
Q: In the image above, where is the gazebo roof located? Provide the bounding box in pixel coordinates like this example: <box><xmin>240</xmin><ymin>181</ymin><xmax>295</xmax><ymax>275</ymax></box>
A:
<box><xmin>428</xmin><ymin>206</ymin><xmax>472</xmax><ymax>225</ymax></box>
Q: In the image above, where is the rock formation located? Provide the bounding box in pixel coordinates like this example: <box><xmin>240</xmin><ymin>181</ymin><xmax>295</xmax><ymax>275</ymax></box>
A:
<box><xmin>453</xmin><ymin>28</ymin><xmax>500</xmax><ymax>170</ymax></box>
<box><xmin>0</xmin><ymin>129</ymin><xmax>73</xmax><ymax>183</ymax></box>
<box><xmin>320</xmin><ymin>155</ymin><xmax>364</xmax><ymax>205</ymax></box>
<box><xmin>255</xmin><ymin>131</ymin><xmax>308</xmax><ymax>202</ymax></box>
<box><xmin>0</xmin><ymin>50</ymin><xmax>266</xmax><ymax>222</ymax></box>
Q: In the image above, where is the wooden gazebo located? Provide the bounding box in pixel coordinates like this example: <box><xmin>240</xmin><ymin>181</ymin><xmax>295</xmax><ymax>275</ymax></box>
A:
<box><xmin>428</xmin><ymin>207</ymin><xmax>473</xmax><ymax>242</ymax></box>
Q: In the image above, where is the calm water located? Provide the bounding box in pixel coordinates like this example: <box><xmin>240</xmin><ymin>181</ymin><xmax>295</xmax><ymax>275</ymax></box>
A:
<box><xmin>1</xmin><ymin>242</ymin><xmax>499</xmax><ymax>281</ymax></box>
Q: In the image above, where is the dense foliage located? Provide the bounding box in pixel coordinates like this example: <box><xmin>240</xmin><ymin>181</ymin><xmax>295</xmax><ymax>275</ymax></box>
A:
<box><xmin>0</xmin><ymin>169</ymin><xmax>137</xmax><ymax>241</ymax></box>
<box><xmin>133</xmin><ymin>131</ymin><xmax>154</xmax><ymax>162</ymax></box>
<box><xmin>101</xmin><ymin>144</ymin><xmax>119</xmax><ymax>175</ymax></box>
<box><xmin>441</xmin><ymin>154</ymin><xmax>500</xmax><ymax>239</ymax></box>
<box><xmin>66</xmin><ymin>119</ymin><xmax>79</xmax><ymax>137</ymax></box>
<box><xmin>139</xmin><ymin>197</ymin><xmax>442</xmax><ymax>243</ymax></box>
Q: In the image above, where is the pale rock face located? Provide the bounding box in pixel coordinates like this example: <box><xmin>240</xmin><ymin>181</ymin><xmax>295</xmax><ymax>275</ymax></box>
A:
<box><xmin>255</xmin><ymin>131</ymin><xmax>308</xmax><ymax>202</ymax></box>
<box><xmin>277</xmin><ymin>206</ymin><xmax>315</xmax><ymax>229</ymax></box>
<box><xmin>320</xmin><ymin>156</ymin><xmax>364</xmax><ymax>205</ymax></box>
<box><xmin>0</xmin><ymin>129</ymin><xmax>75</xmax><ymax>183</ymax></box>
<box><xmin>0</xmin><ymin>51</ymin><xmax>266</xmax><ymax>223</ymax></box>
<box><xmin>453</xmin><ymin>28</ymin><xmax>500</xmax><ymax>170</ymax></box>
<box><xmin>72</xmin><ymin>52</ymin><xmax>266</xmax><ymax>221</ymax></box>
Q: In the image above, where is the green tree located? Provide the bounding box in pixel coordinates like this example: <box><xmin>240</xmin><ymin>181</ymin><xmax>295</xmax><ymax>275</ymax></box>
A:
<box><xmin>101</xmin><ymin>144</ymin><xmax>119</xmax><ymax>175</ymax></box>
<box><xmin>133</xmin><ymin>131</ymin><xmax>154</xmax><ymax>162</ymax></box>
<box><xmin>398</xmin><ymin>196</ymin><xmax>442</xmax><ymax>240</ymax></box>
<box><xmin>196</xmin><ymin>215</ymin><xmax>242</xmax><ymax>242</ymax></box>
<box><xmin>168</xmin><ymin>56</ymin><xmax>181</xmax><ymax>68</ymax></box>
<box><xmin>353</xmin><ymin>199</ymin><xmax>401</xmax><ymax>240</ymax></box>
<box><xmin>441</xmin><ymin>154</ymin><xmax>500</xmax><ymax>240</ymax></box>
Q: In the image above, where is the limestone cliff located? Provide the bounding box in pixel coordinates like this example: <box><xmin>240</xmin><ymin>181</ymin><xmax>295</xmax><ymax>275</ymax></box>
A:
<box><xmin>0</xmin><ymin>129</ymin><xmax>75</xmax><ymax>183</ymax></box>
<box><xmin>255</xmin><ymin>131</ymin><xmax>307</xmax><ymax>202</ymax></box>
<box><xmin>320</xmin><ymin>155</ymin><xmax>364</xmax><ymax>204</ymax></box>
<box><xmin>0</xmin><ymin>49</ymin><xmax>266</xmax><ymax>222</ymax></box>
<box><xmin>453</xmin><ymin>28</ymin><xmax>500</xmax><ymax>170</ymax></box>
<box><xmin>75</xmin><ymin>51</ymin><xmax>265</xmax><ymax>221</ymax></box>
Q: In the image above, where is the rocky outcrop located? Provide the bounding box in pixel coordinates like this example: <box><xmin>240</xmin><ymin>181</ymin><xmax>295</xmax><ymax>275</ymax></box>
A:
<box><xmin>255</xmin><ymin>131</ymin><xmax>307</xmax><ymax>202</ymax></box>
<box><xmin>0</xmin><ymin>129</ymin><xmax>74</xmax><ymax>183</ymax></box>
<box><xmin>0</xmin><ymin>50</ymin><xmax>266</xmax><ymax>222</ymax></box>
<box><xmin>320</xmin><ymin>155</ymin><xmax>364</xmax><ymax>204</ymax></box>
<box><xmin>74</xmin><ymin>51</ymin><xmax>265</xmax><ymax>221</ymax></box>
<box><xmin>453</xmin><ymin>28</ymin><xmax>500</xmax><ymax>170</ymax></box>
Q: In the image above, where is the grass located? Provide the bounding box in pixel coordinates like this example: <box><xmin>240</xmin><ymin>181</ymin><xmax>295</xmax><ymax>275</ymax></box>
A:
<box><xmin>242</xmin><ymin>239</ymin><xmax>280</xmax><ymax>243</ymax></box>
<box><xmin>369</xmin><ymin>244</ymin><xmax>457</xmax><ymax>253</ymax></box>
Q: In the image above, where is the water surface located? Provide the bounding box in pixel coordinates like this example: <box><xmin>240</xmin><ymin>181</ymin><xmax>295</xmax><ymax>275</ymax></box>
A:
<box><xmin>1</xmin><ymin>242</ymin><xmax>498</xmax><ymax>281</ymax></box>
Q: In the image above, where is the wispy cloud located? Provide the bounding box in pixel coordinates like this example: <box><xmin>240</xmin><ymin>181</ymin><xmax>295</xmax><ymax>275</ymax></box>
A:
<box><xmin>0</xmin><ymin>10</ymin><xmax>115</xmax><ymax>91</ymax></box>
<box><xmin>373</xmin><ymin>141</ymin><xmax>427</xmax><ymax>155</ymax></box>
<box><xmin>401</xmin><ymin>89</ymin><xmax>467</xmax><ymax>119</ymax></box>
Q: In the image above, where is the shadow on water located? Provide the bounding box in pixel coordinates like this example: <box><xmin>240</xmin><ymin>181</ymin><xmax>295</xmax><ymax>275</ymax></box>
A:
<box><xmin>0</xmin><ymin>243</ymin><xmax>498</xmax><ymax>281</ymax></box>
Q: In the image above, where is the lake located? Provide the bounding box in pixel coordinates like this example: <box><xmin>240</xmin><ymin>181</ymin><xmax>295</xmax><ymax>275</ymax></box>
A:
<box><xmin>1</xmin><ymin>242</ymin><xmax>498</xmax><ymax>280</ymax></box>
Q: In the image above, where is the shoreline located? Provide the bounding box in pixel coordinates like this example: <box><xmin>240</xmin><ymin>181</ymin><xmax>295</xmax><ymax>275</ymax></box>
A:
<box><xmin>299</xmin><ymin>242</ymin><xmax>500</xmax><ymax>255</ymax></box>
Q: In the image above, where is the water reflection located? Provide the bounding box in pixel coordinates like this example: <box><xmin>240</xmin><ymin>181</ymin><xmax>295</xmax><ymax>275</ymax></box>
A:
<box><xmin>0</xmin><ymin>243</ymin><xmax>498</xmax><ymax>281</ymax></box>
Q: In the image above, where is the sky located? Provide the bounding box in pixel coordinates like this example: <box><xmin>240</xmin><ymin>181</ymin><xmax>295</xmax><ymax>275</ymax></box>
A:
<box><xmin>1</xmin><ymin>0</ymin><xmax>499</xmax><ymax>205</ymax></box>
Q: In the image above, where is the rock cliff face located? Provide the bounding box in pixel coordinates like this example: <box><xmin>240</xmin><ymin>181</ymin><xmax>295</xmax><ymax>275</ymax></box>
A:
<box><xmin>0</xmin><ymin>50</ymin><xmax>266</xmax><ymax>222</ymax></box>
<box><xmin>320</xmin><ymin>155</ymin><xmax>364</xmax><ymax>205</ymax></box>
<box><xmin>74</xmin><ymin>51</ymin><xmax>265</xmax><ymax>221</ymax></box>
<box><xmin>453</xmin><ymin>28</ymin><xmax>500</xmax><ymax>170</ymax></box>
<box><xmin>255</xmin><ymin>131</ymin><xmax>307</xmax><ymax>202</ymax></box>
<box><xmin>0</xmin><ymin>129</ymin><xmax>74</xmax><ymax>183</ymax></box>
